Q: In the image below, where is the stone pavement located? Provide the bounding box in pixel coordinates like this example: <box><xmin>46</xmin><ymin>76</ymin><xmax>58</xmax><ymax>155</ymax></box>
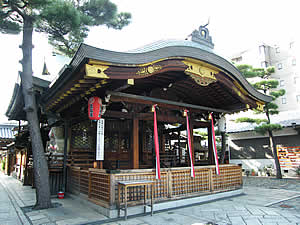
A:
<box><xmin>0</xmin><ymin>172</ymin><xmax>108</xmax><ymax>225</ymax></box>
<box><xmin>1</xmin><ymin>172</ymin><xmax>300</xmax><ymax>225</ymax></box>
<box><xmin>95</xmin><ymin>186</ymin><xmax>300</xmax><ymax>225</ymax></box>
<box><xmin>243</xmin><ymin>176</ymin><xmax>300</xmax><ymax>192</ymax></box>
<box><xmin>0</xmin><ymin>174</ymin><xmax>30</xmax><ymax>225</ymax></box>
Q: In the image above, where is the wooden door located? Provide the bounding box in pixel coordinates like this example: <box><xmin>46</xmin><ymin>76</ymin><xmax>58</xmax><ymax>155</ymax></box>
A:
<box><xmin>140</xmin><ymin>122</ymin><xmax>154</xmax><ymax>168</ymax></box>
<box><xmin>104</xmin><ymin>119</ymin><xmax>131</xmax><ymax>169</ymax></box>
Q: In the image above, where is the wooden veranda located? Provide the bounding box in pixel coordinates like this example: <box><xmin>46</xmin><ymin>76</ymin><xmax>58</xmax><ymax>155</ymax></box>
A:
<box><xmin>67</xmin><ymin>165</ymin><xmax>242</xmax><ymax>209</ymax></box>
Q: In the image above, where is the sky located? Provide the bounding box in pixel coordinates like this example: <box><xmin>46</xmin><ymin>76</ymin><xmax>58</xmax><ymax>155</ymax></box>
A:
<box><xmin>0</xmin><ymin>0</ymin><xmax>299</xmax><ymax>123</ymax></box>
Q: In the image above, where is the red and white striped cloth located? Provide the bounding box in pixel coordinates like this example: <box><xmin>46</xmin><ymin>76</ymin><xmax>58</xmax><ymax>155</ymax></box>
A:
<box><xmin>210</xmin><ymin>113</ymin><xmax>220</xmax><ymax>175</ymax></box>
<box><xmin>185</xmin><ymin>109</ymin><xmax>195</xmax><ymax>178</ymax></box>
<box><xmin>153</xmin><ymin>105</ymin><xmax>161</xmax><ymax>179</ymax></box>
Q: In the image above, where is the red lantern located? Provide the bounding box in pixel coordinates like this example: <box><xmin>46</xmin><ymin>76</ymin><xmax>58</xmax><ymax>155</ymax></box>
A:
<box><xmin>88</xmin><ymin>97</ymin><xmax>102</xmax><ymax>120</ymax></box>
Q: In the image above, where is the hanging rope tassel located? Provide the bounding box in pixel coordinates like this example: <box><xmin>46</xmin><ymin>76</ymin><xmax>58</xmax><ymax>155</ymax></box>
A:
<box><xmin>185</xmin><ymin>109</ymin><xmax>195</xmax><ymax>178</ymax></box>
<box><xmin>152</xmin><ymin>104</ymin><xmax>161</xmax><ymax>180</ymax></box>
<box><xmin>210</xmin><ymin>113</ymin><xmax>220</xmax><ymax>175</ymax></box>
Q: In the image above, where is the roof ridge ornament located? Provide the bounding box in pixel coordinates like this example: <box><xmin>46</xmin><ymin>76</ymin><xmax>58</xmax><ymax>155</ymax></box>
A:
<box><xmin>190</xmin><ymin>21</ymin><xmax>214</xmax><ymax>49</ymax></box>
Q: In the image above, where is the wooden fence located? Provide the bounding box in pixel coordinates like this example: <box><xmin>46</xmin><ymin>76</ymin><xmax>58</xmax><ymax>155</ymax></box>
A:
<box><xmin>67</xmin><ymin>164</ymin><xmax>242</xmax><ymax>208</ymax></box>
<box><xmin>27</xmin><ymin>167</ymin><xmax>64</xmax><ymax>196</ymax></box>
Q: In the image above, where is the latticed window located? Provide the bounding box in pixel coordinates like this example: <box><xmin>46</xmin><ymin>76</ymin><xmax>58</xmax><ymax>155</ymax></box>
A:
<box><xmin>104</xmin><ymin>119</ymin><xmax>130</xmax><ymax>153</ymax></box>
<box><xmin>71</xmin><ymin>121</ymin><xmax>93</xmax><ymax>149</ymax></box>
<box><xmin>145</xmin><ymin>127</ymin><xmax>153</xmax><ymax>153</ymax></box>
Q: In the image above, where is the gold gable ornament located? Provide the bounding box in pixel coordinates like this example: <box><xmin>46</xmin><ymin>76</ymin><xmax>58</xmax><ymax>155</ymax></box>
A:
<box><xmin>136</xmin><ymin>64</ymin><xmax>162</xmax><ymax>76</ymax></box>
<box><xmin>256</xmin><ymin>102</ymin><xmax>264</xmax><ymax>111</ymax></box>
<box><xmin>183</xmin><ymin>61</ymin><xmax>217</xmax><ymax>86</ymax></box>
<box><xmin>85</xmin><ymin>64</ymin><xmax>109</xmax><ymax>79</ymax></box>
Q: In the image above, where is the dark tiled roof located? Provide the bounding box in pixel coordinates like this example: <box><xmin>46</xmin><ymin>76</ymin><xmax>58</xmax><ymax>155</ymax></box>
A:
<box><xmin>227</xmin><ymin>111</ymin><xmax>300</xmax><ymax>133</ymax></box>
<box><xmin>0</xmin><ymin>124</ymin><xmax>16</xmax><ymax>139</ymax></box>
<box><xmin>6</xmin><ymin>77</ymin><xmax>50</xmax><ymax>121</ymax></box>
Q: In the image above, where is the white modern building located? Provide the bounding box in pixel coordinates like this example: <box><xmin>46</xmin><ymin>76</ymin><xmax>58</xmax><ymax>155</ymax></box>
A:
<box><xmin>228</xmin><ymin>41</ymin><xmax>300</xmax><ymax>176</ymax></box>
<box><xmin>231</xmin><ymin>41</ymin><xmax>300</xmax><ymax>112</ymax></box>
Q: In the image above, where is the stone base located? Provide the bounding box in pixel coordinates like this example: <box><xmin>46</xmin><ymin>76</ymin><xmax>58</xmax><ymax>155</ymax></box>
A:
<box><xmin>68</xmin><ymin>189</ymin><xmax>243</xmax><ymax>218</ymax></box>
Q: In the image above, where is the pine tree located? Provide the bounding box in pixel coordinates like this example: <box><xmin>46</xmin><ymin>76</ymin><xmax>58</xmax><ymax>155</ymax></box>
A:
<box><xmin>0</xmin><ymin>0</ymin><xmax>131</xmax><ymax>209</ymax></box>
<box><xmin>235</xmin><ymin>64</ymin><xmax>285</xmax><ymax>179</ymax></box>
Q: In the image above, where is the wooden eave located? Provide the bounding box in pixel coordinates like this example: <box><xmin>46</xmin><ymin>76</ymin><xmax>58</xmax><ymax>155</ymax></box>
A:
<box><xmin>6</xmin><ymin>77</ymin><xmax>50</xmax><ymax>121</ymax></box>
<box><xmin>42</xmin><ymin>43</ymin><xmax>272</xmax><ymax>116</ymax></box>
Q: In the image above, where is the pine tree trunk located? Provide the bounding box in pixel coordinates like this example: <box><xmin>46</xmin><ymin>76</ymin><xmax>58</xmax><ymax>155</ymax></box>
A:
<box><xmin>265</xmin><ymin>101</ymin><xmax>282</xmax><ymax>179</ymax></box>
<box><xmin>268</xmin><ymin>130</ymin><xmax>282</xmax><ymax>179</ymax></box>
<box><xmin>21</xmin><ymin>17</ymin><xmax>52</xmax><ymax>209</ymax></box>
<box><xmin>220</xmin><ymin>132</ymin><xmax>226</xmax><ymax>164</ymax></box>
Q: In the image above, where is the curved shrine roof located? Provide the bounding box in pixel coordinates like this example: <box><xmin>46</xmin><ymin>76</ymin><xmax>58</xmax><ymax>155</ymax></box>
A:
<box><xmin>43</xmin><ymin>40</ymin><xmax>272</xmax><ymax>119</ymax></box>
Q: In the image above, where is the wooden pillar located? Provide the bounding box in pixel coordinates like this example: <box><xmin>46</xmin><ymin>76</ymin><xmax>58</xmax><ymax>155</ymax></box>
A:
<box><xmin>5</xmin><ymin>152</ymin><xmax>9</xmax><ymax>175</ymax></box>
<box><xmin>6</xmin><ymin>151</ymin><xmax>11</xmax><ymax>176</ymax></box>
<box><xmin>63</xmin><ymin>120</ymin><xmax>69</xmax><ymax>192</ymax></box>
<box><xmin>190</xmin><ymin>121</ymin><xmax>194</xmax><ymax>166</ymax></box>
<box><xmin>220</xmin><ymin>132</ymin><xmax>226</xmax><ymax>164</ymax></box>
<box><xmin>93</xmin><ymin>161</ymin><xmax>103</xmax><ymax>169</ymax></box>
<box><xmin>23</xmin><ymin>149</ymin><xmax>29</xmax><ymax>184</ymax></box>
<box><xmin>207</xmin><ymin>125</ymin><xmax>214</xmax><ymax>165</ymax></box>
<box><xmin>178</xmin><ymin>131</ymin><xmax>181</xmax><ymax>164</ymax></box>
<box><xmin>132</xmin><ymin>117</ymin><xmax>139</xmax><ymax>169</ymax></box>
<box><xmin>161</xmin><ymin>134</ymin><xmax>165</xmax><ymax>153</ymax></box>
<box><xmin>19</xmin><ymin>151</ymin><xmax>23</xmax><ymax>180</ymax></box>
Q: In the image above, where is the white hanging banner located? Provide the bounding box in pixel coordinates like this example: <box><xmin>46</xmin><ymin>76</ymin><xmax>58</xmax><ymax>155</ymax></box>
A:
<box><xmin>96</xmin><ymin>118</ymin><xmax>105</xmax><ymax>160</ymax></box>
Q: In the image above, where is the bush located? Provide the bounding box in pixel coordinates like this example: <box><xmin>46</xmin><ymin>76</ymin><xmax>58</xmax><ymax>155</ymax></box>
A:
<box><xmin>263</xmin><ymin>165</ymin><xmax>274</xmax><ymax>176</ymax></box>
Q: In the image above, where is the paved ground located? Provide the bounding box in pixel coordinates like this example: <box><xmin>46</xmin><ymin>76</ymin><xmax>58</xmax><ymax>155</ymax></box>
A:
<box><xmin>243</xmin><ymin>176</ymin><xmax>300</xmax><ymax>192</ymax></box>
<box><xmin>0</xmin><ymin>176</ymin><xmax>29</xmax><ymax>225</ymax></box>
<box><xmin>0</xmin><ymin>172</ymin><xmax>300</xmax><ymax>225</ymax></box>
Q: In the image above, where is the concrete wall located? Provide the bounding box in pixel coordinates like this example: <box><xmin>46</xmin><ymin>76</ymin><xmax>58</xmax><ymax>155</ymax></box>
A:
<box><xmin>229</xmin><ymin>132</ymin><xmax>300</xmax><ymax>160</ymax></box>
<box><xmin>230</xmin><ymin>158</ymin><xmax>275</xmax><ymax>172</ymax></box>
<box><xmin>228</xmin><ymin>130</ymin><xmax>300</xmax><ymax>176</ymax></box>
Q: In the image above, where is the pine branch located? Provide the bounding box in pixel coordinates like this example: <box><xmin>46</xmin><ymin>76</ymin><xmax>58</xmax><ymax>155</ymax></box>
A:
<box><xmin>255</xmin><ymin>123</ymin><xmax>282</xmax><ymax>135</ymax></box>
<box><xmin>270</xmin><ymin>89</ymin><xmax>285</xmax><ymax>99</ymax></box>
<box><xmin>19</xmin><ymin>0</ymin><xmax>29</xmax><ymax>9</ymax></box>
<box><xmin>235</xmin><ymin>117</ymin><xmax>268</xmax><ymax>124</ymax></box>
<box><xmin>11</xmin><ymin>4</ymin><xmax>25</xmax><ymax>18</ymax></box>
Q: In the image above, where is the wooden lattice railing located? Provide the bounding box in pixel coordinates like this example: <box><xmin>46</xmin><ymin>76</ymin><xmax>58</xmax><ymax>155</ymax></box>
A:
<box><xmin>88</xmin><ymin>169</ymin><xmax>111</xmax><ymax>206</ymax></box>
<box><xmin>212</xmin><ymin>165</ymin><xmax>242</xmax><ymax>191</ymax></box>
<box><xmin>114</xmin><ymin>171</ymin><xmax>169</xmax><ymax>203</ymax></box>
<box><xmin>171</xmin><ymin>167</ymin><xmax>211</xmax><ymax>196</ymax></box>
<box><xmin>67</xmin><ymin>167</ymin><xmax>81</xmax><ymax>195</ymax></box>
<box><xmin>67</xmin><ymin>164</ymin><xmax>242</xmax><ymax>208</ymax></box>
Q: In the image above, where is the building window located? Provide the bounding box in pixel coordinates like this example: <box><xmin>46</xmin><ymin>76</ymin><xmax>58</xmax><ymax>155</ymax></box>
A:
<box><xmin>261</xmin><ymin>61</ymin><xmax>268</xmax><ymax>68</ymax></box>
<box><xmin>275</xmin><ymin>47</ymin><xmax>280</xmax><ymax>53</ymax></box>
<box><xmin>277</xmin><ymin>63</ymin><xmax>282</xmax><ymax>70</ymax></box>
<box><xmin>297</xmin><ymin>95</ymin><xmax>300</xmax><ymax>103</ymax></box>
<box><xmin>292</xmin><ymin>58</ymin><xmax>296</xmax><ymax>66</ymax></box>
<box><xmin>290</xmin><ymin>42</ymin><xmax>294</xmax><ymax>49</ymax></box>
<box><xmin>282</xmin><ymin>97</ymin><xmax>287</xmax><ymax>104</ymax></box>
<box><xmin>232</xmin><ymin>56</ymin><xmax>242</xmax><ymax>63</ymax></box>
<box><xmin>259</xmin><ymin>45</ymin><xmax>265</xmax><ymax>55</ymax></box>
<box><xmin>280</xmin><ymin>80</ymin><xmax>285</xmax><ymax>87</ymax></box>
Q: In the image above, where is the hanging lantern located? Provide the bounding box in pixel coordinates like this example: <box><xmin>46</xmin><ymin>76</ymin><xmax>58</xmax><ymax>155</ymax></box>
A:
<box><xmin>88</xmin><ymin>97</ymin><xmax>102</xmax><ymax>120</ymax></box>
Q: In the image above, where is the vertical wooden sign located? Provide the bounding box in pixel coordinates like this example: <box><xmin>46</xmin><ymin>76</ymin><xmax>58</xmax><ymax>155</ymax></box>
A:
<box><xmin>96</xmin><ymin>118</ymin><xmax>105</xmax><ymax>160</ymax></box>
